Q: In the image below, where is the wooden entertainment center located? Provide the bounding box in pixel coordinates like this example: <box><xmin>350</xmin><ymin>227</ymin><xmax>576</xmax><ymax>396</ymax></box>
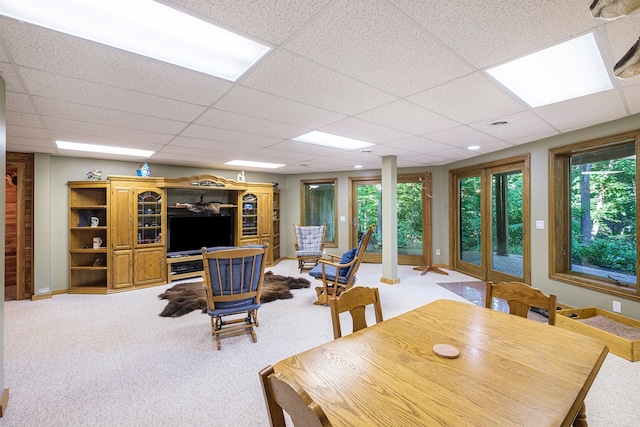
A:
<box><xmin>67</xmin><ymin>174</ymin><xmax>280</xmax><ymax>294</ymax></box>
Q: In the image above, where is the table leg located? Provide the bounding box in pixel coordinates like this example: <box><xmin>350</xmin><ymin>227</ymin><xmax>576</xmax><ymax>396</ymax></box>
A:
<box><xmin>573</xmin><ymin>402</ymin><xmax>587</xmax><ymax>427</ymax></box>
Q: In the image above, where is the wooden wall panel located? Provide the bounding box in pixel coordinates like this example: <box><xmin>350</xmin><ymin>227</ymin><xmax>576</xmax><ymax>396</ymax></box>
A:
<box><xmin>6</xmin><ymin>152</ymin><xmax>34</xmax><ymax>300</ymax></box>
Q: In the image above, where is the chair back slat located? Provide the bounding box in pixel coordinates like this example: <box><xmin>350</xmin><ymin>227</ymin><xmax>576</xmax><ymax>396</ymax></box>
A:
<box><xmin>202</xmin><ymin>246</ymin><xmax>266</xmax><ymax>310</ymax></box>
<box><xmin>329</xmin><ymin>286</ymin><xmax>383</xmax><ymax>339</ymax></box>
<box><xmin>259</xmin><ymin>365</ymin><xmax>332</xmax><ymax>427</ymax></box>
<box><xmin>485</xmin><ymin>281</ymin><xmax>557</xmax><ymax>325</ymax></box>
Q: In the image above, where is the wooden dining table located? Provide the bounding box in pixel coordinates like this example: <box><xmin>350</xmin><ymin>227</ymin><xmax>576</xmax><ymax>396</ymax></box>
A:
<box><xmin>273</xmin><ymin>299</ymin><xmax>609</xmax><ymax>426</ymax></box>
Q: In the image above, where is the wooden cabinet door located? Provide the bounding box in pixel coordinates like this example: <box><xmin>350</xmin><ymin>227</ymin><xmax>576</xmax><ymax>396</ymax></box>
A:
<box><xmin>134</xmin><ymin>246</ymin><xmax>166</xmax><ymax>286</ymax></box>
<box><xmin>111</xmin><ymin>187</ymin><xmax>133</xmax><ymax>250</ymax></box>
<box><xmin>258</xmin><ymin>191</ymin><xmax>273</xmax><ymax>264</ymax></box>
<box><xmin>112</xmin><ymin>250</ymin><xmax>133</xmax><ymax>289</ymax></box>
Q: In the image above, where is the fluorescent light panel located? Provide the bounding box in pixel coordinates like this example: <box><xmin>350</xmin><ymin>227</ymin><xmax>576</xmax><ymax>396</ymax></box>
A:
<box><xmin>225</xmin><ymin>160</ymin><xmax>284</xmax><ymax>169</ymax></box>
<box><xmin>56</xmin><ymin>141</ymin><xmax>154</xmax><ymax>157</ymax></box>
<box><xmin>486</xmin><ymin>32</ymin><xmax>613</xmax><ymax>108</ymax></box>
<box><xmin>0</xmin><ymin>0</ymin><xmax>270</xmax><ymax>81</ymax></box>
<box><xmin>293</xmin><ymin>131</ymin><xmax>374</xmax><ymax>150</ymax></box>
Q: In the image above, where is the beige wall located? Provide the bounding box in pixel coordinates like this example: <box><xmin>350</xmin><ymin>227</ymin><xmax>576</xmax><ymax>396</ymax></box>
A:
<box><xmin>34</xmin><ymin>113</ymin><xmax>640</xmax><ymax>318</ymax></box>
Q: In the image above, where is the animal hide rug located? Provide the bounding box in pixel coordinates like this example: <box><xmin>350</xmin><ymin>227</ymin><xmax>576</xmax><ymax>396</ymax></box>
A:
<box><xmin>158</xmin><ymin>271</ymin><xmax>311</xmax><ymax>317</ymax></box>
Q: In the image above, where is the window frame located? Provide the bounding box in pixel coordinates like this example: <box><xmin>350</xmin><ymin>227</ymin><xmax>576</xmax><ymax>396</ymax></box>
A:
<box><xmin>300</xmin><ymin>178</ymin><xmax>338</xmax><ymax>247</ymax></box>
<box><xmin>549</xmin><ymin>130</ymin><xmax>640</xmax><ymax>301</ymax></box>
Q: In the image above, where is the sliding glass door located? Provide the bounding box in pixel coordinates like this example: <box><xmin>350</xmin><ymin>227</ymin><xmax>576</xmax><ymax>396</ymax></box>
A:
<box><xmin>451</xmin><ymin>156</ymin><xmax>530</xmax><ymax>283</ymax></box>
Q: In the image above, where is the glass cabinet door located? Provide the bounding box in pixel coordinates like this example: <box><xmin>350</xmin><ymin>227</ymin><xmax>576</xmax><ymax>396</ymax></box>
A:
<box><xmin>137</xmin><ymin>191</ymin><xmax>162</xmax><ymax>245</ymax></box>
<box><xmin>242</xmin><ymin>193</ymin><xmax>258</xmax><ymax>237</ymax></box>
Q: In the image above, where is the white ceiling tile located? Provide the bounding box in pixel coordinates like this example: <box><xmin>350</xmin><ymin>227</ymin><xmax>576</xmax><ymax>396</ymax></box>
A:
<box><xmin>473</xmin><ymin>141</ymin><xmax>514</xmax><ymax>154</ymax></box>
<box><xmin>180</xmin><ymin>123</ymin><xmax>281</xmax><ymax>147</ymax></box>
<box><xmin>357</xmin><ymin>100</ymin><xmax>458</xmax><ymax>135</ymax></box>
<box><xmin>534</xmin><ymin>90</ymin><xmax>629</xmax><ymax>131</ymax></box>
<box><xmin>266</xmin><ymin>140</ymin><xmax>343</xmax><ymax>157</ymax></box>
<box><xmin>7</xmin><ymin>136</ymin><xmax>57</xmax><ymax>152</ymax></box>
<box><xmin>7</xmin><ymin>91</ymin><xmax>36</xmax><ymax>113</ymax></box>
<box><xmin>319</xmin><ymin>117</ymin><xmax>411</xmax><ymax>144</ymax></box>
<box><xmin>388</xmin><ymin>0</ymin><xmax>598</xmax><ymax>68</ymax></box>
<box><xmin>42</xmin><ymin>117</ymin><xmax>174</xmax><ymax>144</ymax></box>
<box><xmin>429</xmin><ymin>147</ymin><xmax>481</xmax><ymax>162</ymax></box>
<box><xmin>0</xmin><ymin>62</ymin><xmax>26</xmax><ymax>93</ymax></box>
<box><xmin>409</xmin><ymin>73</ymin><xmax>526</xmax><ymax>123</ymax></box>
<box><xmin>285</xmin><ymin>0</ymin><xmax>473</xmax><ymax>96</ymax></box>
<box><xmin>170</xmin><ymin>136</ymin><xmax>256</xmax><ymax>155</ymax></box>
<box><xmin>20</xmin><ymin>68</ymin><xmax>207</xmax><ymax>122</ymax></box>
<box><xmin>384</xmin><ymin>136</ymin><xmax>454</xmax><ymax>153</ymax></box>
<box><xmin>7</xmin><ymin>111</ymin><xmax>42</xmax><ymax>127</ymax></box>
<box><xmin>7</xmin><ymin>124</ymin><xmax>48</xmax><ymax>139</ymax></box>
<box><xmin>34</xmin><ymin>97</ymin><xmax>188</xmax><ymax>134</ymax></box>
<box><xmin>215</xmin><ymin>86</ymin><xmax>346</xmax><ymax>128</ymax></box>
<box><xmin>508</xmin><ymin>130</ymin><xmax>560</xmax><ymax>146</ymax></box>
<box><xmin>421</xmin><ymin>125</ymin><xmax>499</xmax><ymax>148</ymax></box>
<box><xmin>195</xmin><ymin>108</ymin><xmax>307</xmax><ymax>139</ymax></box>
<box><xmin>469</xmin><ymin>111</ymin><xmax>558</xmax><ymax>139</ymax></box>
<box><xmin>241</xmin><ymin>48</ymin><xmax>396</xmax><ymax>115</ymax></box>
<box><xmin>623</xmin><ymin>83</ymin><xmax>640</xmax><ymax>114</ymax></box>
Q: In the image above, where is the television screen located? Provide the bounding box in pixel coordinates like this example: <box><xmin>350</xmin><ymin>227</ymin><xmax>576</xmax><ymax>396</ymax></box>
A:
<box><xmin>168</xmin><ymin>215</ymin><xmax>234</xmax><ymax>253</ymax></box>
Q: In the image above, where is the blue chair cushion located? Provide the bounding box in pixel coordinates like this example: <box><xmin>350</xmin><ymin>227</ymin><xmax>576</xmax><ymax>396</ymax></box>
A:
<box><xmin>339</xmin><ymin>248</ymin><xmax>357</xmax><ymax>276</ymax></box>
<box><xmin>208</xmin><ymin>300</ymin><xmax>261</xmax><ymax>316</ymax></box>
<box><xmin>308</xmin><ymin>264</ymin><xmax>351</xmax><ymax>285</ymax></box>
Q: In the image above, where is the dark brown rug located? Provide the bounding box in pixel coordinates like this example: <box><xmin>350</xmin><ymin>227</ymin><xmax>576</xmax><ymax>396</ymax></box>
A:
<box><xmin>158</xmin><ymin>271</ymin><xmax>311</xmax><ymax>317</ymax></box>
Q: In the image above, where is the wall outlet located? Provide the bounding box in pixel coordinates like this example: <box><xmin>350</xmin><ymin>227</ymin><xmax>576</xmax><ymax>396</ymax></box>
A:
<box><xmin>613</xmin><ymin>300</ymin><xmax>622</xmax><ymax>313</ymax></box>
<box><xmin>436</xmin><ymin>248</ymin><xmax>441</xmax><ymax>256</ymax></box>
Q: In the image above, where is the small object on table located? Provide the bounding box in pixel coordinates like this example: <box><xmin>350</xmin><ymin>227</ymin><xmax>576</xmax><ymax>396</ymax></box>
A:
<box><xmin>433</xmin><ymin>343</ymin><xmax>460</xmax><ymax>359</ymax></box>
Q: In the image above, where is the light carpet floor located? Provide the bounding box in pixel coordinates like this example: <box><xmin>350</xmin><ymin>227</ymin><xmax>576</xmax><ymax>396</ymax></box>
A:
<box><xmin>3</xmin><ymin>260</ymin><xmax>640</xmax><ymax>426</ymax></box>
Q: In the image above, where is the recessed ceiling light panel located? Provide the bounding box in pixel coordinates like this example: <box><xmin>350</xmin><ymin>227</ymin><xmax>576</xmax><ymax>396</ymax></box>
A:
<box><xmin>225</xmin><ymin>160</ymin><xmax>284</xmax><ymax>169</ymax></box>
<box><xmin>293</xmin><ymin>131</ymin><xmax>374</xmax><ymax>150</ymax></box>
<box><xmin>0</xmin><ymin>0</ymin><xmax>271</xmax><ymax>81</ymax></box>
<box><xmin>486</xmin><ymin>32</ymin><xmax>613</xmax><ymax>108</ymax></box>
<box><xmin>56</xmin><ymin>140</ymin><xmax>154</xmax><ymax>157</ymax></box>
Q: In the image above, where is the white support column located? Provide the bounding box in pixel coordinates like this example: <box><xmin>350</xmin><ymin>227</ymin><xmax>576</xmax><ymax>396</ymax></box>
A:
<box><xmin>381</xmin><ymin>156</ymin><xmax>399</xmax><ymax>284</ymax></box>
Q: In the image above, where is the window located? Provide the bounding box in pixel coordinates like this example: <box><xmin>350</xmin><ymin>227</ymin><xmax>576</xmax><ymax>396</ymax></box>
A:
<box><xmin>301</xmin><ymin>179</ymin><xmax>337</xmax><ymax>246</ymax></box>
<box><xmin>550</xmin><ymin>131</ymin><xmax>639</xmax><ymax>300</ymax></box>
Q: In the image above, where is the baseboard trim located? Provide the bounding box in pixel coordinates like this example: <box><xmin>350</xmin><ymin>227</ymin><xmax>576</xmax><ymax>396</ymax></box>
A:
<box><xmin>32</xmin><ymin>292</ymin><xmax>52</xmax><ymax>301</ymax></box>
<box><xmin>0</xmin><ymin>388</ymin><xmax>9</xmax><ymax>416</ymax></box>
<box><xmin>380</xmin><ymin>276</ymin><xmax>400</xmax><ymax>284</ymax></box>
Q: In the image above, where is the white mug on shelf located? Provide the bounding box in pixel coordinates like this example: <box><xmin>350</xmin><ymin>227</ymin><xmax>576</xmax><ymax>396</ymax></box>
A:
<box><xmin>90</xmin><ymin>216</ymin><xmax>100</xmax><ymax>227</ymax></box>
<box><xmin>92</xmin><ymin>237</ymin><xmax>103</xmax><ymax>249</ymax></box>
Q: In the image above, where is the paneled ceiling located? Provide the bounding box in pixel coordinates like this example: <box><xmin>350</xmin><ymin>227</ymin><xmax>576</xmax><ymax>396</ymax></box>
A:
<box><xmin>1</xmin><ymin>0</ymin><xmax>639</xmax><ymax>174</ymax></box>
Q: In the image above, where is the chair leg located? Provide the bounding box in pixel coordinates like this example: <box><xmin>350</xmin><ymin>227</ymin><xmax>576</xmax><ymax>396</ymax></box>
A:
<box><xmin>314</xmin><ymin>287</ymin><xmax>328</xmax><ymax>305</ymax></box>
<box><xmin>573</xmin><ymin>402</ymin><xmax>587</xmax><ymax>427</ymax></box>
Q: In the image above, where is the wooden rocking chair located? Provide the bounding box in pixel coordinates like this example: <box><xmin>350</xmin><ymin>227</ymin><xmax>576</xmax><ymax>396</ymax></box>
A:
<box><xmin>309</xmin><ymin>225</ymin><xmax>374</xmax><ymax>305</ymax></box>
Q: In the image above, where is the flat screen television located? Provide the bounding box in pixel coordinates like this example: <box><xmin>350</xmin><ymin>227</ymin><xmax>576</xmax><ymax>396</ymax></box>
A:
<box><xmin>168</xmin><ymin>215</ymin><xmax>234</xmax><ymax>253</ymax></box>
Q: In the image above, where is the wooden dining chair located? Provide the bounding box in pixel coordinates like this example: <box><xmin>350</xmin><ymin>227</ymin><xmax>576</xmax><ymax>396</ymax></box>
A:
<box><xmin>259</xmin><ymin>365</ymin><xmax>332</xmax><ymax>427</ymax></box>
<box><xmin>485</xmin><ymin>280</ymin><xmax>557</xmax><ymax>325</ymax></box>
<box><xmin>485</xmin><ymin>280</ymin><xmax>587</xmax><ymax>424</ymax></box>
<box><xmin>329</xmin><ymin>286</ymin><xmax>383</xmax><ymax>339</ymax></box>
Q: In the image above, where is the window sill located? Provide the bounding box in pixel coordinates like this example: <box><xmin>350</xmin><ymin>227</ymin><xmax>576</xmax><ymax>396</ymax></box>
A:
<box><xmin>550</xmin><ymin>271</ymin><xmax>639</xmax><ymax>302</ymax></box>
